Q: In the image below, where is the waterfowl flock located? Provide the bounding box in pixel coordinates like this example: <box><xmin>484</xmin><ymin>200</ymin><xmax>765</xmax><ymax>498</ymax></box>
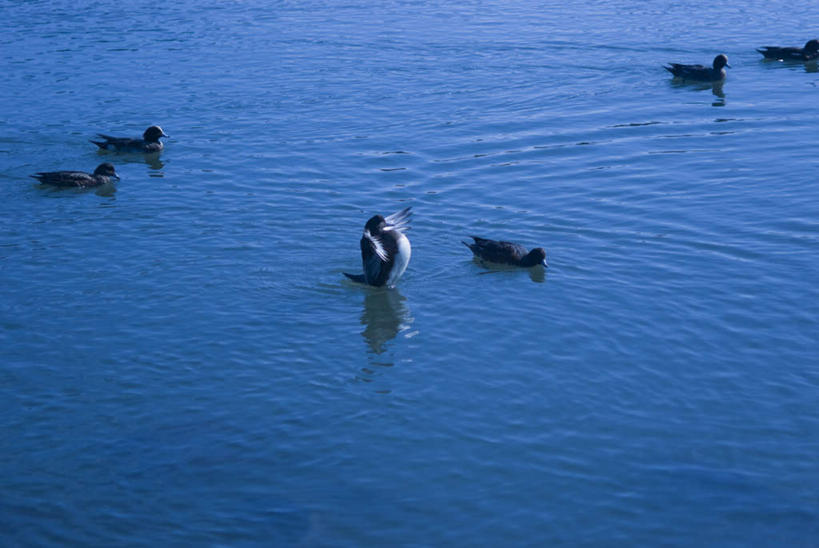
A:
<box><xmin>29</xmin><ymin>39</ymin><xmax>817</xmax><ymax>288</ymax></box>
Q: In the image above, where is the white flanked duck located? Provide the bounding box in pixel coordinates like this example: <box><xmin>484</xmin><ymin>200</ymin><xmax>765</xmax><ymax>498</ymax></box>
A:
<box><xmin>344</xmin><ymin>207</ymin><xmax>412</xmax><ymax>287</ymax></box>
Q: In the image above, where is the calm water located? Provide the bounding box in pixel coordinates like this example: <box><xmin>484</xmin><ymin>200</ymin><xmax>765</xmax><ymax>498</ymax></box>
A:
<box><xmin>1</xmin><ymin>0</ymin><xmax>818</xmax><ymax>545</ymax></box>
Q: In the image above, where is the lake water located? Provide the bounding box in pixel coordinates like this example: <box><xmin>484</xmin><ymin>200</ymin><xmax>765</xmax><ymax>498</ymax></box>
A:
<box><xmin>1</xmin><ymin>0</ymin><xmax>818</xmax><ymax>545</ymax></box>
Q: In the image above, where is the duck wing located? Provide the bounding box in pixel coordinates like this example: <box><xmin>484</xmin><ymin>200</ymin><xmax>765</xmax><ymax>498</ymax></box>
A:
<box><xmin>92</xmin><ymin>134</ymin><xmax>145</xmax><ymax>151</ymax></box>
<box><xmin>468</xmin><ymin>236</ymin><xmax>526</xmax><ymax>264</ymax></box>
<box><xmin>757</xmin><ymin>46</ymin><xmax>803</xmax><ymax>60</ymax></box>
<box><xmin>665</xmin><ymin>63</ymin><xmax>708</xmax><ymax>77</ymax></box>
<box><xmin>360</xmin><ymin>229</ymin><xmax>392</xmax><ymax>286</ymax></box>
<box><xmin>384</xmin><ymin>206</ymin><xmax>412</xmax><ymax>233</ymax></box>
<box><xmin>30</xmin><ymin>170</ymin><xmax>95</xmax><ymax>187</ymax></box>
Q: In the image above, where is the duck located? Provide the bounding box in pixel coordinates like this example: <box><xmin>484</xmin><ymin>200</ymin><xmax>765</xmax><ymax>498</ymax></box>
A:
<box><xmin>463</xmin><ymin>236</ymin><xmax>548</xmax><ymax>268</ymax></box>
<box><xmin>30</xmin><ymin>163</ymin><xmax>119</xmax><ymax>188</ymax></box>
<box><xmin>344</xmin><ymin>207</ymin><xmax>412</xmax><ymax>287</ymax></box>
<box><xmin>90</xmin><ymin>125</ymin><xmax>168</xmax><ymax>153</ymax></box>
<box><xmin>757</xmin><ymin>39</ymin><xmax>819</xmax><ymax>61</ymax></box>
<box><xmin>664</xmin><ymin>54</ymin><xmax>730</xmax><ymax>82</ymax></box>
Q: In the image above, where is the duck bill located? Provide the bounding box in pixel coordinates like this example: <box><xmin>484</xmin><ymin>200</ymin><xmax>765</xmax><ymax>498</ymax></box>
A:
<box><xmin>541</xmin><ymin>259</ymin><xmax>549</xmax><ymax>268</ymax></box>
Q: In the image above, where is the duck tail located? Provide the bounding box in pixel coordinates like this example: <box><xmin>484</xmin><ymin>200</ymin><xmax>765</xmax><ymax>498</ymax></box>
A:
<box><xmin>90</xmin><ymin>140</ymin><xmax>108</xmax><ymax>149</ymax></box>
<box><xmin>343</xmin><ymin>272</ymin><xmax>366</xmax><ymax>284</ymax></box>
<box><xmin>462</xmin><ymin>240</ymin><xmax>479</xmax><ymax>256</ymax></box>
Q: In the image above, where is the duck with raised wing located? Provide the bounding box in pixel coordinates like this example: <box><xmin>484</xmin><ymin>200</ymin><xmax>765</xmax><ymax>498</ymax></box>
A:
<box><xmin>463</xmin><ymin>236</ymin><xmax>548</xmax><ymax>268</ymax></box>
<box><xmin>757</xmin><ymin>39</ymin><xmax>819</xmax><ymax>61</ymax></box>
<box><xmin>30</xmin><ymin>163</ymin><xmax>119</xmax><ymax>188</ymax></box>
<box><xmin>664</xmin><ymin>54</ymin><xmax>730</xmax><ymax>82</ymax></box>
<box><xmin>344</xmin><ymin>207</ymin><xmax>412</xmax><ymax>287</ymax></box>
<box><xmin>91</xmin><ymin>125</ymin><xmax>168</xmax><ymax>153</ymax></box>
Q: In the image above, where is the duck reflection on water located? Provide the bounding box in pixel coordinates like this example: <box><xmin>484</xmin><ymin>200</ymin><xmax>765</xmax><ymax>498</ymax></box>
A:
<box><xmin>94</xmin><ymin>148</ymin><xmax>165</xmax><ymax>171</ymax></box>
<box><xmin>669</xmin><ymin>79</ymin><xmax>725</xmax><ymax>100</ymax></box>
<box><xmin>360</xmin><ymin>288</ymin><xmax>413</xmax><ymax>355</ymax></box>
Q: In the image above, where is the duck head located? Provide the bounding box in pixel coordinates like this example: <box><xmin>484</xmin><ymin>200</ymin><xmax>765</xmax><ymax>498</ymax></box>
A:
<box><xmin>713</xmin><ymin>54</ymin><xmax>730</xmax><ymax>70</ymax></box>
<box><xmin>143</xmin><ymin>125</ymin><xmax>169</xmax><ymax>142</ymax></box>
<box><xmin>521</xmin><ymin>247</ymin><xmax>548</xmax><ymax>268</ymax></box>
<box><xmin>93</xmin><ymin>162</ymin><xmax>119</xmax><ymax>179</ymax></box>
<box><xmin>364</xmin><ymin>214</ymin><xmax>387</xmax><ymax>234</ymax></box>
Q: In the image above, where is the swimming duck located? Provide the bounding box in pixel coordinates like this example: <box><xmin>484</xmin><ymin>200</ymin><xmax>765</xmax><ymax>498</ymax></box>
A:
<box><xmin>91</xmin><ymin>125</ymin><xmax>168</xmax><ymax>153</ymax></box>
<box><xmin>664</xmin><ymin>54</ymin><xmax>730</xmax><ymax>82</ymax></box>
<box><xmin>344</xmin><ymin>207</ymin><xmax>412</xmax><ymax>287</ymax></box>
<box><xmin>757</xmin><ymin>39</ymin><xmax>819</xmax><ymax>61</ymax></box>
<box><xmin>30</xmin><ymin>163</ymin><xmax>119</xmax><ymax>188</ymax></box>
<box><xmin>463</xmin><ymin>236</ymin><xmax>548</xmax><ymax>268</ymax></box>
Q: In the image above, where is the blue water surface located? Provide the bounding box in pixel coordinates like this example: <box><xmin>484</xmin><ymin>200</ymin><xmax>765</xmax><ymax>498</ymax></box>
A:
<box><xmin>1</xmin><ymin>0</ymin><xmax>818</xmax><ymax>545</ymax></box>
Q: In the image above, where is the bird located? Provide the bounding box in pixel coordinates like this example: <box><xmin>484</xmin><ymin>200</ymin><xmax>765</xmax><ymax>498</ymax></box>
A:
<box><xmin>664</xmin><ymin>54</ymin><xmax>730</xmax><ymax>82</ymax></box>
<box><xmin>30</xmin><ymin>163</ymin><xmax>119</xmax><ymax>188</ymax></box>
<box><xmin>344</xmin><ymin>207</ymin><xmax>412</xmax><ymax>287</ymax></box>
<box><xmin>463</xmin><ymin>236</ymin><xmax>548</xmax><ymax>268</ymax></box>
<box><xmin>757</xmin><ymin>39</ymin><xmax>819</xmax><ymax>61</ymax></box>
<box><xmin>90</xmin><ymin>125</ymin><xmax>168</xmax><ymax>153</ymax></box>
